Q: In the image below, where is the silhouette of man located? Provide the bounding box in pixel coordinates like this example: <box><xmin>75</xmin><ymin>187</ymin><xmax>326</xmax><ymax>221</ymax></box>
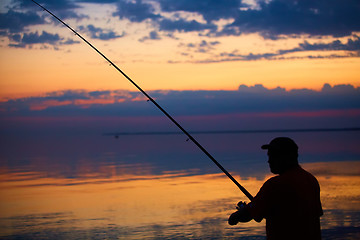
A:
<box><xmin>228</xmin><ymin>137</ymin><xmax>323</xmax><ymax>240</ymax></box>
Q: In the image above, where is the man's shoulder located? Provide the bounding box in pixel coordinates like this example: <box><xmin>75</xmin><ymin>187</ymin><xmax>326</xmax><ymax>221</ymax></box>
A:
<box><xmin>262</xmin><ymin>175</ymin><xmax>281</xmax><ymax>187</ymax></box>
<box><xmin>294</xmin><ymin>166</ymin><xmax>320</xmax><ymax>183</ymax></box>
<box><xmin>260</xmin><ymin>166</ymin><xmax>319</xmax><ymax>190</ymax></box>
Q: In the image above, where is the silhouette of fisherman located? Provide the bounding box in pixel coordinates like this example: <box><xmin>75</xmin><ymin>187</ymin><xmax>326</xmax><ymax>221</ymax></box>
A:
<box><xmin>228</xmin><ymin>137</ymin><xmax>323</xmax><ymax>240</ymax></box>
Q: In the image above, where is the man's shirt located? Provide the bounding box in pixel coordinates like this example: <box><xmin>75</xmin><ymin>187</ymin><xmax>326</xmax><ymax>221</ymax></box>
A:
<box><xmin>248</xmin><ymin>165</ymin><xmax>323</xmax><ymax>240</ymax></box>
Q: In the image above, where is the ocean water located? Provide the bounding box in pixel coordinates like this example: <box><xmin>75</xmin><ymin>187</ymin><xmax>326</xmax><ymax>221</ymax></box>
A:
<box><xmin>0</xmin><ymin>131</ymin><xmax>359</xmax><ymax>239</ymax></box>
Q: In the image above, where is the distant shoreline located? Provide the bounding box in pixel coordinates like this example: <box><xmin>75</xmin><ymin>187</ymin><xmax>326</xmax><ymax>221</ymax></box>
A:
<box><xmin>104</xmin><ymin>127</ymin><xmax>360</xmax><ymax>136</ymax></box>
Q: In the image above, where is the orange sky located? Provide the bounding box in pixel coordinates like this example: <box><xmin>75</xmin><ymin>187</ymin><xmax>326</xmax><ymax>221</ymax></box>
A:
<box><xmin>1</xmin><ymin>41</ymin><xmax>359</xmax><ymax>99</ymax></box>
<box><xmin>0</xmin><ymin>1</ymin><xmax>359</xmax><ymax>99</ymax></box>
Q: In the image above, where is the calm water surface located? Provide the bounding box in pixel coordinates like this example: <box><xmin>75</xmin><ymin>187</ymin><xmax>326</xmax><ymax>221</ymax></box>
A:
<box><xmin>1</xmin><ymin>131</ymin><xmax>360</xmax><ymax>239</ymax></box>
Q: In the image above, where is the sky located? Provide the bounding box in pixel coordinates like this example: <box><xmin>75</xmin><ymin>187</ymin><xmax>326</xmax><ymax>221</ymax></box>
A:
<box><xmin>0</xmin><ymin>0</ymin><xmax>360</xmax><ymax>133</ymax></box>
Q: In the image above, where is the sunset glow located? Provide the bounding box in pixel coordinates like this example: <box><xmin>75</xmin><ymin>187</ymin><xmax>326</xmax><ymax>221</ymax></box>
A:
<box><xmin>1</xmin><ymin>1</ymin><xmax>360</xmax><ymax>99</ymax></box>
<box><xmin>1</xmin><ymin>161</ymin><xmax>359</xmax><ymax>236</ymax></box>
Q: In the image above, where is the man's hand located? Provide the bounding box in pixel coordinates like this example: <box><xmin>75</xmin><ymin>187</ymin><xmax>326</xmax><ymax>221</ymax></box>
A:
<box><xmin>228</xmin><ymin>211</ymin><xmax>241</xmax><ymax>225</ymax></box>
<box><xmin>228</xmin><ymin>201</ymin><xmax>253</xmax><ymax>225</ymax></box>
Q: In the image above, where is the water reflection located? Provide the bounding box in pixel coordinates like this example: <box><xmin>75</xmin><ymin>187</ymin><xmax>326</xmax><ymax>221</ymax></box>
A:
<box><xmin>1</xmin><ymin>132</ymin><xmax>360</xmax><ymax>239</ymax></box>
<box><xmin>0</xmin><ymin>168</ymin><xmax>264</xmax><ymax>239</ymax></box>
<box><xmin>1</xmin><ymin>160</ymin><xmax>360</xmax><ymax>239</ymax></box>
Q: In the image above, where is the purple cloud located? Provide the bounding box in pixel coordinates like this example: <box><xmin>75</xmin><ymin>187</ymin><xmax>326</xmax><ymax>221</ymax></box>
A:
<box><xmin>1</xmin><ymin>84</ymin><xmax>359</xmax><ymax>118</ymax></box>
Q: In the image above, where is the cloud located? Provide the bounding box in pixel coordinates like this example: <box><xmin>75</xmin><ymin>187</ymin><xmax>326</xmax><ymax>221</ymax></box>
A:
<box><xmin>0</xmin><ymin>1</ymin><xmax>85</xmax><ymax>47</ymax></box>
<box><xmin>1</xmin><ymin>84</ymin><xmax>359</xmax><ymax>136</ymax></box>
<box><xmin>158</xmin><ymin>0</ymin><xmax>241</xmax><ymax>22</ymax></box>
<box><xmin>81</xmin><ymin>0</ymin><xmax>219</xmax><ymax>34</ymax></box>
<box><xmin>2</xmin><ymin>0</ymin><xmax>359</xmax><ymax>51</ymax></box>
<box><xmin>7</xmin><ymin>31</ymin><xmax>79</xmax><ymax>48</ymax></box>
<box><xmin>77</xmin><ymin>0</ymin><xmax>118</xmax><ymax>3</ymax></box>
<box><xmin>1</xmin><ymin>84</ymin><xmax>359</xmax><ymax>118</ymax></box>
<box><xmin>14</xmin><ymin>0</ymin><xmax>82</xmax><ymax>19</ymax></box>
<box><xmin>227</xmin><ymin>0</ymin><xmax>360</xmax><ymax>38</ymax></box>
<box><xmin>139</xmin><ymin>31</ymin><xmax>161</xmax><ymax>42</ymax></box>
<box><xmin>112</xmin><ymin>0</ymin><xmax>160</xmax><ymax>22</ymax></box>
<box><xmin>190</xmin><ymin>35</ymin><xmax>360</xmax><ymax>63</ymax></box>
<box><xmin>0</xmin><ymin>10</ymin><xmax>44</xmax><ymax>33</ymax></box>
<box><xmin>157</xmin><ymin>0</ymin><xmax>360</xmax><ymax>38</ymax></box>
<box><xmin>180</xmin><ymin>40</ymin><xmax>220</xmax><ymax>53</ymax></box>
<box><xmin>159</xmin><ymin>18</ymin><xmax>217</xmax><ymax>33</ymax></box>
<box><xmin>153</xmin><ymin>0</ymin><xmax>360</xmax><ymax>39</ymax></box>
<box><xmin>79</xmin><ymin>25</ymin><xmax>125</xmax><ymax>40</ymax></box>
<box><xmin>165</xmin><ymin>0</ymin><xmax>360</xmax><ymax>38</ymax></box>
<box><xmin>2</xmin><ymin>0</ymin><xmax>359</xmax><ymax>44</ymax></box>
<box><xmin>298</xmin><ymin>36</ymin><xmax>360</xmax><ymax>52</ymax></box>
<box><xmin>16</xmin><ymin>31</ymin><xmax>61</xmax><ymax>44</ymax></box>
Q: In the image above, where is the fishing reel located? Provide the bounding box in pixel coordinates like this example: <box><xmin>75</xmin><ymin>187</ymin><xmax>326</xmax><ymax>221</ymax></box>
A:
<box><xmin>236</xmin><ymin>201</ymin><xmax>247</xmax><ymax>210</ymax></box>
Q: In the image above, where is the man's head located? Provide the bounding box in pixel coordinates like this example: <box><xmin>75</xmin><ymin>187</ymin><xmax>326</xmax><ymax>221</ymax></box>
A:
<box><xmin>261</xmin><ymin>137</ymin><xmax>299</xmax><ymax>174</ymax></box>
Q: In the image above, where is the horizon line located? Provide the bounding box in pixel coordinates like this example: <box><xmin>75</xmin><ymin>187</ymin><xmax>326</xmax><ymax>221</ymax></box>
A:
<box><xmin>103</xmin><ymin>127</ymin><xmax>360</xmax><ymax>137</ymax></box>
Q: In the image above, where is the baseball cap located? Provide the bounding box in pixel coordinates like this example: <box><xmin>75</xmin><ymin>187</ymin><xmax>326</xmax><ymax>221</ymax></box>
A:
<box><xmin>261</xmin><ymin>137</ymin><xmax>298</xmax><ymax>153</ymax></box>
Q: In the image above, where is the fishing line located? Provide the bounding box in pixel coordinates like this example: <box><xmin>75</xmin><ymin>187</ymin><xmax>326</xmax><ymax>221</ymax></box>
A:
<box><xmin>31</xmin><ymin>0</ymin><xmax>253</xmax><ymax>201</ymax></box>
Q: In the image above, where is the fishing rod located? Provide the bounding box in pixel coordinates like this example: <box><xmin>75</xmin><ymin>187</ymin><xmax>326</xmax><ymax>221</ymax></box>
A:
<box><xmin>31</xmin><ymin>0</ymin><xmax>253</xmax><ymax>201</ymax></box>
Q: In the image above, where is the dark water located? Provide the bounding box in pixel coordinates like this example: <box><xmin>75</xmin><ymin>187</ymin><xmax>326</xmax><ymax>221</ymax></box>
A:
<box><xmin>1</xmin><ymin>131</ymin><xmax>360</xmax><ymax>239</ymax></box>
